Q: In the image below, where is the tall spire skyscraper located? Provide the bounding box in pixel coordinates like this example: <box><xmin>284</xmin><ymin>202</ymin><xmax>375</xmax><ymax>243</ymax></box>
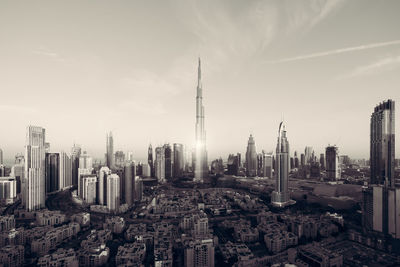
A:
<box><xmin>271</xmin><ymin>122</ymin><xmax>294</xmax><ymax>207</ymax></box>
<box><xmin>24</xmin><ymin>126</ymin><xmax>46</xmax><ymax>211</ymax></box>
<box><xmin>194</xmin><ymin>58</ymin><xmax>208</xmax><ymax>182</ymax></box>
<box><xmin>245</xmin><ymin>134</ymin><xmax>257</xmax><ymax>177</ymax></box>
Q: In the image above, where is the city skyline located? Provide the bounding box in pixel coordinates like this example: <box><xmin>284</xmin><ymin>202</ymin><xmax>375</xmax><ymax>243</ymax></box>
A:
<box><xmin>1</xmin><ymin>1</ymin><xmax>400</xmax><ymax>161</ymax></box>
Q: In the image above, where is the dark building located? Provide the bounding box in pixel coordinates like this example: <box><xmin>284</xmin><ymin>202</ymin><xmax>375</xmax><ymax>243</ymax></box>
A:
<box><xmin>148</xmin><ymin>144</ymin><xmax>154</xmax><ymax>178</ymax></box>
<box><xmin>320</xmin><ymin>153</ymin><xmax>325</xmax><ymax>170</ymax></box>
<box><xmin>45</xmin><ymin>153</ymin><xmax>59</xmax><ymax>193</ymax></box>
<box><xmin>294</xmin><ymin>151</ymin><xmax>299</xmax><ymax>168</ymax></box>
<box><xmin>211</xmin><ymin>158</ymin><xmax>224</xmax><ymax>176</ymax></box>
<box><xmin>164</xmin><ymin>144</ymin><xmax>172</xmax><ymax>181</ymax></box>
<box><xmin>290</xmin><ymin>157</ymin><xmax>294</xmax><ymax>170</ymax></box>
<box><xmin>257</xmin><ymin>153</ymin><xmax>263</xmax><ymax>176</ymax></box>
<box><xmin>227</xmin><ymin>154</ymin><xmax>240</xmax><ymax>176</ymax></box>
<box><xmin>326</xmin><ymin>146</ymin><xmax>340</xmax><ymax>180</ymax></box>
<box><xmin>310</xmin><ymin>162</ymin><xmax>320</xmax><ymax>178</ymax></box>
<box><xmin>300</xmin><ymin>153</ymin><xmax>305</xmax><ymax>167</ymax></box>
<box><xmin>71</xmin><ymin>144</ymin><xmax>81</xmax><ymax>187</ymax></box>
<box><xmin>173</xmin><ymin>143</ymin><xmax>184</xmax><ymax>178</ymax></box>
<box><xmin>370</xmin><ymin>99</ymin><xmax>395</xmax><ymax>187</ymax></box>
<box><xmin>115</xmin><ymin>151</ymin><xmax>125</xmax><ymax>167</ymax></box>
<box><xmin>124</xmin><ymin>162</ymin><xmax>136</xmax><ymax>206</ymax></box>
<box><xmin>245</xmin><ymin>135</ymin><xmax>257</xmax><ymax>177</ymax></box>
<box><xmin>106</xmin><ymin>132</ymin><xmax>114</xmax><ymax>169</ymax></box>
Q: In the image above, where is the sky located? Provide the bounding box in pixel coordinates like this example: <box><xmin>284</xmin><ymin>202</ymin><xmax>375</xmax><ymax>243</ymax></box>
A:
<box><xmin>1</xmin><ymin>0</ymin><xmax>400</xmax><ymax>162</ymax></box>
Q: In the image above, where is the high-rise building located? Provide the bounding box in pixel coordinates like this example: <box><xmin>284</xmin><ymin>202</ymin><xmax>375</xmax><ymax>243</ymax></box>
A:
<box><xmin>211</xmin><ymin>158</ymin><xmax>224</xmax><ymax>176</ymax></box>
<box><xmin>106</xmin><ymin>132</ymin><xmax>114</xmax><ymax>169</ymax></box>
<box><xmin>294</xmin><ymin>151</ymin><xmax>299</xmax><ymax>169</ymax></box>
<box><xmin>78</xmin><ymin>151</ymin><xmax>93</xmax><ymax>197</ymax></box>
<box><xmin>320</xmin><ymin>153</ymin><xmax>325</xmax><ymax>170</ymax></box>
<box><xmin>11</xmin><ymin>163</ymin><xmax>24</xmax><ymax>194</ymax></box>
<box><xmin>263</xmin><ymin>152</ymin><xmax>273</xmax><ymax>178</ymax></box>
<box><xmin>184</xmin><ymin>239</ymin><xmax>215</xmax><ymax>267</ymax></box>
<box><xmin>271</xmin><ymin>122</ymin><xmax>294</xmax><ymax>207</ymax></box>
<box><xmin>142</xmin><ymin>163</ymin><xmax>151</xmax><ymax>178</ymax></box>
<box><xmin>305</xmin><ymin>147</ymin><xmax>313</xmax><ymax>165</ymax></box>
<box><xmin>59</xmin><ymin>152</ymin><xmax>72</xmax><ymax>189</ymax></box>
<box><xmin>80</xmin><ymin>175</ymin><xmax>97</xmax><ymax>204</ymax></box>
<box><xmin>24</xmin><ymin>126</ymin><xmax>46</xmax><ymax>211</ymax></box>
<box><xmin>245</xmin><ymin>134</ymin><xmax>257</xmax><ymax>177</ymax></box>
<box><xmin>370</xmin><ymin>99</ymin><xmax>395</xmax><ymax>187</ymax></box>
<box><xmin>227</xmin><ymin>154</ymin><xmax>239</xmax><ymax>176</ymax></box>
<box><xmin>45</xmin><ymin>153</ymin><xmax>59</xmax><ymax>193</ymax></box>
<box><xmin>257</xmin><ymin>153</ymin><xmax>263</xmax><ymax>176</ymax></box>
<box><xmin>0</xmin><ymin>177</ymin><xmax>17</xmax><ymax>204</ymax></box>
<box><xmin>300</xmin><ymin>153</ymin><xmax>305</xmax><ymax>167</ymax></box>
<box><xmin>173</xmin><ymin>143</ymin><xmax>184</xmax><ymax>179</ymax></box>
<box><xmin>194</xmin><ymin>58</ymin><xmax>208</xmax><ymax>182</ymax></box>
<box><xmin>124</xmin><ymin>162</ymin><xmax>136</xmax><ymax>207</ymax></box>
<box><xmin>115</xmin><ymin>151</ymin><xmax>125</xmax><ymax>167</ymax></box>
<box><xmin>164</xmin><ymin>144</ymin><xmax>172</xmax><ymax>181</ymax></box>
<box><xmin>98</xmin><ymin>167</ymin><xmax>111</xmax><ymax>205</ymax></box>
<box><xmin>107</xmin><ymin>174</ymin><xmax>120</xmax><ymax>212</ymax></box>
<box><xmin>127</xmin><ymin>151</ymin><xmax>134</xmax><ymax>162</ymax></box>
<box><xmin>134</xmin><ymin>176</ymin><xmax>143</xmax><ymax>202</ymax></box>
<box><xmin>148</xmin><ymin>144</ymin><xmax>154</xmax><ymax>178</ymax></box>
<box><xmin>71</xmin><ymin>144</ymin><xmax>81</xmax><ymax>187</ymax></box>
<box><xmin>326</xmin><ymin>146</ymin><xmax>340</xmax><ymax>180</ymax></box>
<box><xmin>155</xmin><ymin>146</ymin><xmax>165</xmax><ymax>183</ymax></box>
<box><xmin>0</xmin><ymin>149</ymin><xmax>3</xmax><ymax>165</ymax></box>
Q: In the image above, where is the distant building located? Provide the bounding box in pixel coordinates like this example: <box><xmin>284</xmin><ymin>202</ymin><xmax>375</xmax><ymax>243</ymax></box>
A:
<box><xmin>142</xmin><ymin>163</ymin><xmax>151</xmax><ymax>178</ymax></box>
<box><xmin>164</xmin><ymin>144</ymin><xmax>172</xmax><ymax>181</ymax></box>
<box><xmin>71</xmin><ymin>144</ymin><xmax>81</xmax><ymax>188</ymax></box>
<box><xmin>304</xmin><ymin>146</ymin><xmax>313</xmax><ymax>165</ymax></box>
<box><xmin>173</xmin><ymin>143</ymin><xmax>184</xmax><ymax>178</ymax></box>
<box><xmin>320</xmin><ymin>153</ymin><xmax>325</xmax><ymax>170</ymax></box>
<box><xmin>0</xmin><ymin>149</ymin><xmax>3</xmax><ymax>165</ymax></box>
<box><xmin>245</xmin><ymin>134</ymin><xmax>257</xmax><ymax>177</ymax></box>
<box><xmin>98</xmin><ymin>167</ymin><xmax>111</xmax><ymax>205</ymax></box>
<box><xmin>115</xmin><ymin>151</ymin><xmax>125</xmax><ymax>167</ymax></box>
<box><xmin>211</xmin><ymin>158</ymin><xmax>224</xmax><ymax>176</ymax></box>
<box><xmin>227</xmin><ymin>154</ymin><xmax>240</xmax><ymax>176</ymax></box>
<box><xmin>326</xmin><ymin>146</ymin><xmax>340</xmax><ymax>180</ymax></box>
<box><xmin>263</xmin><ymin>152</ymin><xmax>273</xmax><ymax>178</ymax></box>
<box><xmin>106</xmin><ymin>132</ymin><xmax>114</xmax><ymax>169</ymax></box>
<box><xmin>300</xmin><ymin>153</ymin><xmax>305</xmax><ymax>167</ymax></box>
<box><xmin>78</xmin><ymin>151</ymin><xmax>93</xmax><ymax>197</ymax></box>
<box><xmin>155</xmin><ymin>146</ymin><xmax>165</xmax><ymax>183</ymax></box>
<box><xmin>134</xmin><ymin>176</ymin><xmax>143</xmax><ymax>202</ymax></box>
<box><xmin>294</xmin><ymin>151</ymin><xmax>299</xmax><ymax>168</ymax></box>
<box><xmin>148</xmin><ymin>144</ymin><xmax>154</xmax><ymax>178</ymax></box>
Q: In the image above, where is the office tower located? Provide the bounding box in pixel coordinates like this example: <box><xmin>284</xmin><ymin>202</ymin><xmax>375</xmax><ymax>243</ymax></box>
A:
<box><xmin>164</xmin><ymin>144</ymin><xmax>172</xmax><ymax>180</ymax></box>
<box><xmin>81</xmin><ymin>175</ymin><xmax>97</xmax><ymax>204</ymax></box>
<box><xmin>98</xmin><ymin>167</ymin><xmax>111</xmax><ymax>205</ymax></box>
<box><xmin>136</xmin><ymin>162</ymin><xmax>143</xmax><ymax>176</ymax></box>
<box><xmin>257</xmin><ymin>153</ymin><xmax>263</xmax><ymax>176</ymax></box>
<box><xmin>320</xmin><ymin>153</ymin><xmax>325</xmax><ymax>170</ymax></box>
<box><xmin>45</xmin><ymin>152</ymin><xmax>72</xmax><ymax>193</ymax></box>
<box><xmin>370</xmin><ymin>100</ymin><xmax>395</xmax><ymax>187</ymax></box>
<box><xmin>106</xmin><ymin>132</ymin><xmax>114</xmax><ymax>169</ymax></box>
<box><xmin>305</xmin><ymin>147</ymin><xmax>313</xmax><ymax>165</ymax></box>
<box><xmin>227</xmin><ymin>154</ymin><xmax>239</xmax><ymax>176</ymax></box>
<box><xmin>78</xmin><ymin>151</ymin><xmax>93</xmax><ymax>197</ymax></box>
<box><xmin>24</xmin><ymin>126</ymin><xmax>46</xmax><ymax>211</ymax></box>
<box><xmin>148</xmin><ymin>144</ymin><xmax>154</xmax><ymax>178</ymax></box>
<box><xmin>142</xmin><ymin>163</ymin><xmax>151</xmax><ymax>177</ymax></box>
<box><xmin>0</xmin><ymin>177</ymin><xmax>17</xmax><ymax>204</ymax></box>
<box><xmin>300</xmin><ymin>153</ymin><xmax>305</xmax><ymax>167</ymax></box>
<box><xmin>263</xmin><ymin>152</ymin><xmax>273</xmax><ymax>178</ymax></box>
<box><xmin>271</xmin><ymin>122</ymin><xmax>293</xmax><ymax>207</ymax></box>
<box><xmin>173</xmin><ymin>143</ymin><xmax>184</xmax><ymax>178</ymax></box>
<box><xmin>0</xmin><ymin>165</ymin><xmax>5</xmax><ymax>177</ymax></box>
<box><xmin>134</xmin><ymin>176</ymin><xmax>143</xmax><ymax>202</ymax></box>
<box><xmin>115</xmin><ymin>151</ymin><xmax>125</xmax><ymax>167</ymax></box>
<box><xmin>290</xmin><ymin>157</ymin><xmax>294</xmax><ymax>170</ymax></box>
<box><xmin>294</xmin><ymin>151</ymin><xmax>299</xmax><ymax>168</ymax></box>
<box><xmin>107</xmin><ymin>174</ymin><xmax>120</xmax><ymax>212</ymax></box>
<box><xmin>45</xmin><ymin>153</ymin><xmax>59</xmax><ymax>193</ymax></box>
<box><xmin>124</xmin><ymin>162</ymin><xmax>136</xmax><ymax>206</ymax></box>
<box><xmin>326</xmin><ymin>146</ymin><xmax>340</xmax><ymax>180</ymax></box>
<box><xmin>127</xmin><ymin>151</ymin><xmax>134</xmax><ymax>162</ymax></box>
<box><xmin>11</xmin><ymin>163</ymin><xmax>24</xmax><ymax>194</ymax></box>
<box><xmin>71</xmin><ymin>144</ymin><xmax>81</xmax><ymax>187</ymax></box>
<box><xmin>0</xmin><ymin>149</ymin><xmax>3</xmax><ymax>165</ymax></box>
<box><xmin>245</xmin><ymin>135</ymin><xmax>257</xmax><ymax>177</ymax></box>
<box><xmin>194</xmin><ymin>58</ymin><xmax>208</xmax><ymax>182</ymax></box>
<box><xmin>155</xmin><ymin>146</ymin><xmax>165</xmax><ymax>183</ymax></box>
<box><xmin>184</xmin><ymin>239</ymin><xmax>215</xmax><ymax>267</ymax></box>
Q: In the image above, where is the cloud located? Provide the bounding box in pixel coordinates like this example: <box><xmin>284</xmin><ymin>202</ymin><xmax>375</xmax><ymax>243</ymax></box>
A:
<box><xmin>266</xmin><ymin>40</ymin><xmax>400</xmax><ymax>63</ymax></box>
<box><xmin>33</xmin><ymin>47</ymin><xmax>65</xmax><ymax>62</ymax></box>
<box><xmin>339</xmin><ymin>55</ymin><xmax>400</xmax><ymax>79</ymax></box>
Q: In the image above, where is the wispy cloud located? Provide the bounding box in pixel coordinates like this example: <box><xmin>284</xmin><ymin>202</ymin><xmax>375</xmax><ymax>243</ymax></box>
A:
<box><xmin>339</xmin><ymin>55</ymin><xmax>400</xmax><ymax>79</ymax></box>
<box><xmin>266</xmin><ymin>40</ymin><xmax>400</xmax><ymax>63</ymax></box>
<box><xmin>33</xmin><ymin>47</ymin><xmax>65</xmax><ymax>62</ymax></box>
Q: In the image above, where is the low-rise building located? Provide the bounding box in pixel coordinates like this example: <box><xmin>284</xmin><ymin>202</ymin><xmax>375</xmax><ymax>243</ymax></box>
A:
<box><xmin>38</xmin><ymin>248</ymin><xmax>78</xmax><ymax>267</ymax></box>
<box><xmin>0</xmin><ymin>245</ymin><xmax>24</xmax><ymax>267</ymax></box>
<box><xmin>79</xmin><ymin>244</ymin><xmax>109</xmax><ymax>267</ymax></box>
<box><xmin>103</xmin><ymin>216</ymin><xmax>125</xmax><ymax>234</ymax></box>
<box><xmin>115</xmin><ymin>242</ymin><xmax>146</xmax><ymax>266</ymax></box>
<box><xmin>35</xmin><ymin>210</ymin><xmax>66</xmax><ymax>226</ymax></box>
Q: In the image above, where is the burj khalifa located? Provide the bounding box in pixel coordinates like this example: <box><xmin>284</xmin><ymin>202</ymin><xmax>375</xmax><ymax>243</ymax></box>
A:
<box><xmin>194</xmin><ymin>58</ymin><xmax>208</xmax><ymax>182</ymax></box>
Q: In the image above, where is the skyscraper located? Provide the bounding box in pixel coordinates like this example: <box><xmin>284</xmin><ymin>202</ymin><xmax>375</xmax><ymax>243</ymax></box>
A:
<box><xmin>271</xmin><ymin>122</ymin><xmax>294</xmax><ymax>207</ymax></box>
<box><xmin>115</xmin><ymin>151</ymin><xmax>125</xmax><ymax>167</ymax></box>
<box><xmin>370</xmin><ymin>99</ymin><xmax>395</xmax><ymax>187</ymax></box>
<box><xmin>124</xmin><ymin>162</ymin><xmax>136</xmax><ymax>206</ymax></box>
<box><xmin>173</xmin><ymin>143</ymin><xmax>184</xmax><ymax>179</ymax></box>
<box><xmin>24</xmin><ymin>126</ymin><xmax>46</xmax><ymax>211</ymax></box>
<box><xmin>304</xmin><ymin>146</ymin><xmax>313</xmax><ymax>165</ymax></box>
<box><xmin>107</xmin><ymin>174</ymin><xmax>120</xmax><ymax>212</ymax></box>
<box><xmin>263</xmin><ymin>152</ymin><xmax>273</xmax><ymax>178</ymax></box>
<box><xmin>98</xmin><ymin>166</ymin><xmax>111</xmax><ymax>205</ymax></box>
<box><xmin>320</xmin><ymin>153</ymin><xmax>325</xmax><ymax>170</ymax></box>
<box><xmin>106</xmin><ymin>132</ymin><xmax>114</xmax><ymax>169</ymax></box>
<box><xmin>45</xmin><ymin>153</ymin><xmax>59</xmax><ymax>193</ymax></box>
<box><xmin>245</xmin><ymin>134</ymin><xmax>257</xmax><ymax>177</ymax></box>
<box><xmin>326</xmin><ymin>146</ymin><xmax>340</xmax><ymax>180</ymax></box>
<box><xmin>164</xmin><ymin>144</ymin><xmax>172</xmax><ymax>181</ymax></box>
<box><xmin>148</xmin><ymin>144</ymin><xmax>154</xmax><ymax>178</ymax></box>
<box><xmin>155</xmin><ymin>146</ymin><xmax>165</xmax><ymax>183</ymax></box>
<box><xmin>194</xmin><ymin>58</ymin><xmax>208</xmax><ymax>182</ymax></box>
<box><xmin>71</xmin><ymin>144</ymin><xmax>81</xmax><ymax>187</ymax></box>
<box><xmin>294</xmin><ymin>151</ymin><xmax>299</xmax><ymax>169</ymax></box>
<box><xmin>0</xmin><ymin>149</ymin><xmax>3</xmax><ymax>165</ymax></box>
<box><xmin>78</xmin><ymin>151</ymin><xmax>93</xmax><ymax>197</ymax></box>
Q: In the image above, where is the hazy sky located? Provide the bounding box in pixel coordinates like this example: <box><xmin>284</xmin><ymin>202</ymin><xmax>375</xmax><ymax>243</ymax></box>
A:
<box><xmin>1</xmin><ymin>0</ymin><xmax>400</xmax><ymax>162</ymax></box>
